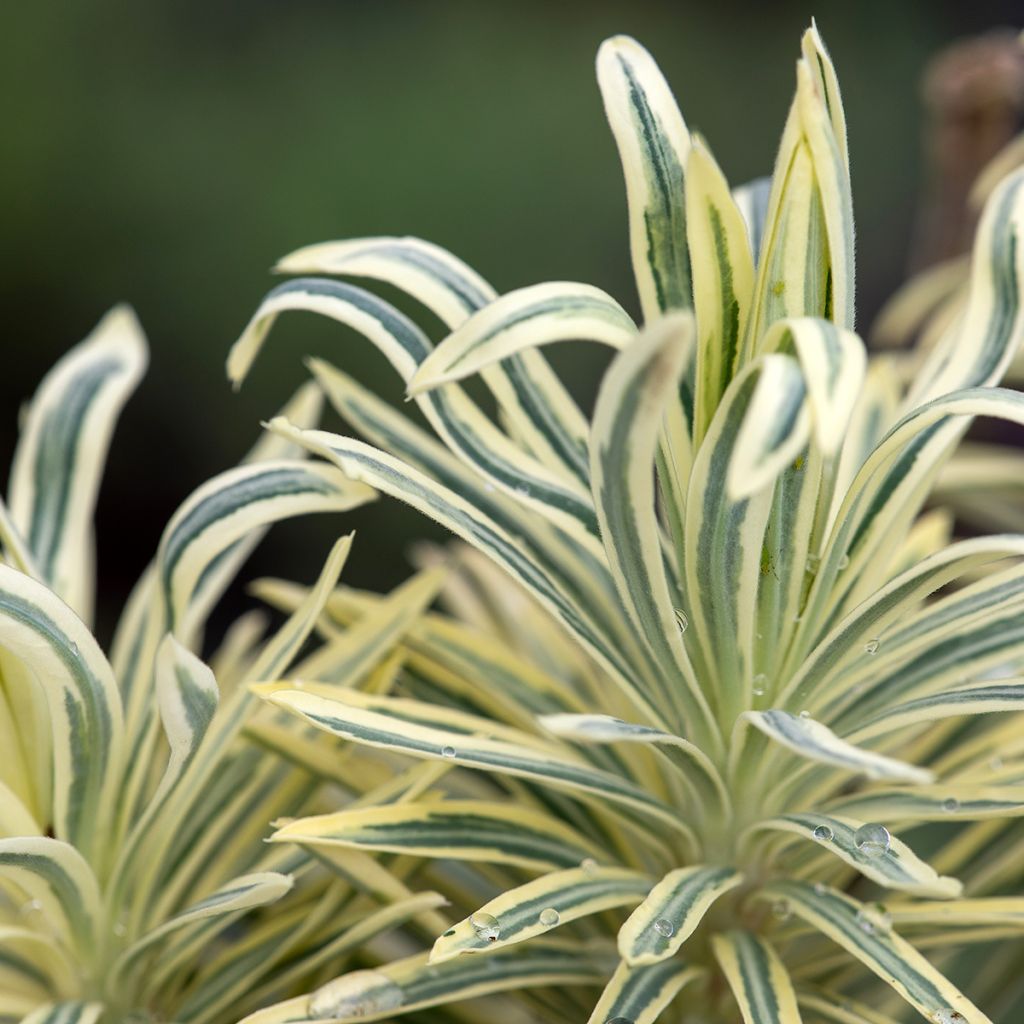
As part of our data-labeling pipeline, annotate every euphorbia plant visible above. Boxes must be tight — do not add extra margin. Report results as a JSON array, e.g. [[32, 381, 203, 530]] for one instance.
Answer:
[[230, 23, 1024, 1024], [0, 309, 457, 1024]]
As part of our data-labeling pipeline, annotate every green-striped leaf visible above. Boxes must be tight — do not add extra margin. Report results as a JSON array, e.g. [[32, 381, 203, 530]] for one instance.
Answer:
[[407, 281, 636, 394], [852, 679, 1024, 741], [270, 800, 601, 871], [153, 634, 219, 802], [430, 865, 650, 961], [687, 137, 755, 436], [829, 786, 1024, 822], [257, 686, 687, 836], [618, 865, 743, 965], [597, 34, 692, 319], [712, 930, 802, 1024], [743, 710, 933, 783], [754, 814, 961, 898], [274, 235, 591, 487], [0, 838, 101, 949], [589, 313, 713, 732], [726, 356, 811, 500], [760, 881, 990, 1023], [239, 940, 617, 1024], [19, 1003, 104, 1024], [586, 958, 701, 1024], [8, 305, 147, 624], [113, 871, 293, 977], [0, 566, 123, 859]]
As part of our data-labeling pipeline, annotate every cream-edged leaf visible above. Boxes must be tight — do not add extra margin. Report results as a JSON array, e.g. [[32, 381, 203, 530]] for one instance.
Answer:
[[0, 566, 123, 859], [8, 305, 147, 624], [618, 866, 743, 965], [429, 865, 650, 962], [712, 930, 803, 1024], [760, 881, 990, 1024], [589, 313, 714, 733], [586, 958, 701, 1024], [743, 710, 933, 783], [270, 800, 600, 871], [258, 685, 688, 835], [597, 35, 692, 319], [407, 281, 636, 394], [241, 941, 616, 1024], [753, 814, 961, 898], [726, 355, 811, 500], [0, 837, 102, 949], [687, 137, 756, 434]]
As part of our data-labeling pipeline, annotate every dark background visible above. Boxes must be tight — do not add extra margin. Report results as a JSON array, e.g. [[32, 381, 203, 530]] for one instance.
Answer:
[[2, 0, 1021, 646]]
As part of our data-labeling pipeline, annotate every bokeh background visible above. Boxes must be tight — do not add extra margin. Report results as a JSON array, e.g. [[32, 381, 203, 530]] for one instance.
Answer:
[[2, 0, 1021, 646]]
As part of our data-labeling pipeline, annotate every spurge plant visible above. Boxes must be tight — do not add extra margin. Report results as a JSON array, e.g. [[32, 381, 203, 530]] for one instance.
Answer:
[[228, 23, 1024, 1024]]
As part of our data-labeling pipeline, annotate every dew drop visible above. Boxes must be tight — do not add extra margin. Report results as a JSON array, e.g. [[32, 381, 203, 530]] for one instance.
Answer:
[[606, 1018, 633, 1024], [440, 745, 457, 759], [838, 554, 850, 570], [653, 918, 674, 938], [812, 824, 834, 842], [539, 907, 560, 927], [752, 674, 767, 698], [931, 1011, 967, 1024], [771, 899, 791, 921], [469, 912, 500, 942], [942, 797, 960, 814], [805, 554, 820, 575], [674, 609, 688, 634], [855, 908, 876, 935], [799, 709, 811, 720], [69, 642, 80, 658], [514, 484, 531, 499], [864, 637, 880, 655], [853, 823, 891, 858], [813, 882, 827, 896], [309, 970, 403, 1019], [580, 857, 599, 876], [19, 898, 43, 920]]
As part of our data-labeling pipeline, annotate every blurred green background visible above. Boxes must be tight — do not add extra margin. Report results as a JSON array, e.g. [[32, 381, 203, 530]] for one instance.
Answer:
[[1, 0, 1019, 644]]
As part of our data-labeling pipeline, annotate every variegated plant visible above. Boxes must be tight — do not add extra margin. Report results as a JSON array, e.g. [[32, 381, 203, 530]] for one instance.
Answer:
[[229, 24, 1024, 1024], [0, 310, 458, 1023]]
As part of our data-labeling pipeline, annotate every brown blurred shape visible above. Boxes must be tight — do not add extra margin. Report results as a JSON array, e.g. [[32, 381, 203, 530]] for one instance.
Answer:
[[910, 28, 1024, 272]]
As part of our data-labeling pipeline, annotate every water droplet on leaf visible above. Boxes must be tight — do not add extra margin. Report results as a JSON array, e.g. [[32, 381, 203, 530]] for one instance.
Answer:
[[853, 823, 891, 858], [580, 857, 598, 875], [838, 554, 850, 570], [752, 674, 766, 697], [931, 1011, 966, 1024], [539, 907, 560, 927], [805, 554, 820, 575], [653, 918, 674, 937], [674, 609, 688, 634], [799, 710, 811, 720], [813, 824, 834, 842], [942, 797, 959, 813], [440, 745, 457, 759], [864, 638, 880, 655], [469, 912, 500, 942], [771, 899, 791, 921]]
